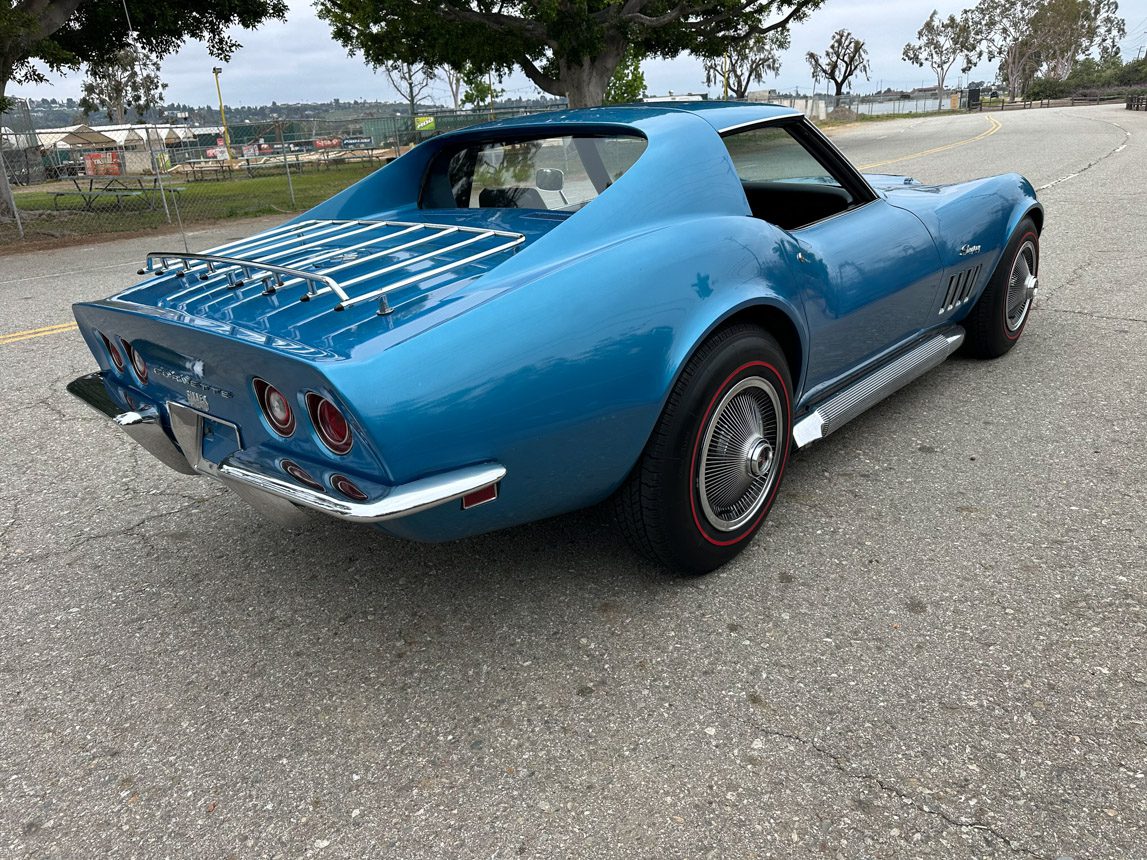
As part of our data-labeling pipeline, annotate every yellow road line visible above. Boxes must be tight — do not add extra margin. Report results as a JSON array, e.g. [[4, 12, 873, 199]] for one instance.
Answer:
[[0, 322, 79, 345], [858, 115, 1002, 171]]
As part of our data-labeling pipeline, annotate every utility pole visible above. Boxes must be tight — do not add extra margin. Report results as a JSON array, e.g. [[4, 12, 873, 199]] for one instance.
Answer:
[[212, 66, 235, 164]]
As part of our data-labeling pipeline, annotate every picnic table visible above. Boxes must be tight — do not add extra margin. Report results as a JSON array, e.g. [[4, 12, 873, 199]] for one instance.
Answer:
[[52, 175, 185, 211], [182, 159, 238, 182], [181, 156, 301, 180]]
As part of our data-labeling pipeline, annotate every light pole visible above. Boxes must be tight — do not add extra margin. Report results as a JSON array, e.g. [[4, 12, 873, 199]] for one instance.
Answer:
[[212, 66, 235, 164]]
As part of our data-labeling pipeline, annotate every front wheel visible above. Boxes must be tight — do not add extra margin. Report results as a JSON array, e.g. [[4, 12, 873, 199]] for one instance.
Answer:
[[613, 324, 792, 574], [962, 217, 1040, 358]]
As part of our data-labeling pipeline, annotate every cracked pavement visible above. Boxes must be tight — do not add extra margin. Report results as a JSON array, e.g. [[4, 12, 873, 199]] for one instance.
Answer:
[[1, 106, 1145, 858]]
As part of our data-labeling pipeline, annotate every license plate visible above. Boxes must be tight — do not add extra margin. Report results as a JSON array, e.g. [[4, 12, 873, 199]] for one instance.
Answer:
[[167, 402, 241, 471]]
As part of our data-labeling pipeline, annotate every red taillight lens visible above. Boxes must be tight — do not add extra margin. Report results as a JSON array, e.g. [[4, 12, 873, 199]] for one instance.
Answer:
[[99, 332, 124, 371], [307, 393, 352, 455], [281, 459, 322, 490], [331, 474, 368, 501], [120, 339, 148, 384], [254, 378, 295, 436]]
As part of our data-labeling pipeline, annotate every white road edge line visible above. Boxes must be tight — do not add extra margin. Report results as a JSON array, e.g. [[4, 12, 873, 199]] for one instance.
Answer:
[[1036, 115, 1132, 192]]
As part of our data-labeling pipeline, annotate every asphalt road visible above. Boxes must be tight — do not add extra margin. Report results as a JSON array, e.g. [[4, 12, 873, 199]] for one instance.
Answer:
[[1, 105, 1145, 859]]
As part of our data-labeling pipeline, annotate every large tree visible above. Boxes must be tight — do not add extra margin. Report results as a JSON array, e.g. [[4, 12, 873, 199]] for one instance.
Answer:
[[701, 31, 787, 99], [0, 0, 286, 223], [1030, 0, 1124, 80], [975, 0, 1042, 100], [79, 46, 165, 123], [975, 0, 1124, 99], [316, 0, 825, 109], [902, 10, 980, 108], [604, 46, 647, 104], [806, 28, 869, 107]]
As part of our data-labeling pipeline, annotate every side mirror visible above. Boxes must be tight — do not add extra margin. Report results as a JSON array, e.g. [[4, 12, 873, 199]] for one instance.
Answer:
[[535, 167, 564, 192]]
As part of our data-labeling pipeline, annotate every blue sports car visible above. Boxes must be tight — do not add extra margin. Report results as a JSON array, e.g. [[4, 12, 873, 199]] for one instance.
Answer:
[[68, 103, 1042, 573]]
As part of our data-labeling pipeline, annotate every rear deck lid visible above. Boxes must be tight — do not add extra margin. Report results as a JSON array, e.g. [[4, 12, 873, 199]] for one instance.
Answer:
[[116, 211, 565, 356]]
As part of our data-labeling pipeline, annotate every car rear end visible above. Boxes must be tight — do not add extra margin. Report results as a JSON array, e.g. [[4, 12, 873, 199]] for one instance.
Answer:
[[67, 217, 523, 529]]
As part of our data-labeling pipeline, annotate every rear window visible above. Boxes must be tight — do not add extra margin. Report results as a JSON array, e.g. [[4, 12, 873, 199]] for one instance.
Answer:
[[420, 134, 646, 212]]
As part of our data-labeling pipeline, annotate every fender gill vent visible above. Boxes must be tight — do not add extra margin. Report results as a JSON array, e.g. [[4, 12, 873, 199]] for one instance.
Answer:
[[939, 263, 983, 314]]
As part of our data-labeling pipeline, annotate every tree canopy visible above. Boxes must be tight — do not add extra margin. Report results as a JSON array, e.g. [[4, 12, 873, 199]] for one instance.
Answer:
[[316, 0, 826, 108], [0, 0, 286, 221], [1, 0, 287, 110], [974, 0, 1126, 98]]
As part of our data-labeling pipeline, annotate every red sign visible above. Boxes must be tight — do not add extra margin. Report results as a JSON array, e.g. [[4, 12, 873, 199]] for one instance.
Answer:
[[84, 151, 122, 176]]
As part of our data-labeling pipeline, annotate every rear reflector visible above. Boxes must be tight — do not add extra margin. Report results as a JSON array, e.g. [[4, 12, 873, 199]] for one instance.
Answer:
[[462, 483, 498, 510], [281, 459, 322, 490]]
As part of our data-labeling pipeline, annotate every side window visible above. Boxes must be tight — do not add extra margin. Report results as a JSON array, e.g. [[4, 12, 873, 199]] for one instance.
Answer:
[[724, 127, 844, 188], [723, 125, 858, 230]]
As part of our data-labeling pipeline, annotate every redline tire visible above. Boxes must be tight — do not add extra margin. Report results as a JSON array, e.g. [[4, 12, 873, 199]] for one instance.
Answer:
[[962, 217, 1039, 359], [613, 324, 792, 574]]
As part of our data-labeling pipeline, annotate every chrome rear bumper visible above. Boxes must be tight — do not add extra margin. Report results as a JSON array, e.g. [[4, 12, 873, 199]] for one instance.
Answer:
[[67, 372, 505, 525]]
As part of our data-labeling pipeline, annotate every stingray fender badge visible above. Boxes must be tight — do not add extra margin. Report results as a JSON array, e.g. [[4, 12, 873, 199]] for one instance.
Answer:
[[959, 243, 982, 256]]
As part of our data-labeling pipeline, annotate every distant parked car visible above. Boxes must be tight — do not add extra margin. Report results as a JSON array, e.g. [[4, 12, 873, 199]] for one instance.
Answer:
[[68, 103, 1042, 573]]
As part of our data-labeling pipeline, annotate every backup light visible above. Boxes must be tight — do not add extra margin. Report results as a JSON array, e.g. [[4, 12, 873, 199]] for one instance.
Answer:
[[121, 339, 148, 384], [254, 378, 296, 436]]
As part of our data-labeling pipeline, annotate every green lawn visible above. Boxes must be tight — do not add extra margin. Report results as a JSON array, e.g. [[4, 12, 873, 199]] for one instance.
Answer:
[[4, 163, 381, 245]]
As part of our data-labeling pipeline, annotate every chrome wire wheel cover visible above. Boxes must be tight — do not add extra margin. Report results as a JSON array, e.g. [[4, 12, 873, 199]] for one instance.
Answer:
[[1005, 239, 1038, 333], [697, 376, 783, 532]]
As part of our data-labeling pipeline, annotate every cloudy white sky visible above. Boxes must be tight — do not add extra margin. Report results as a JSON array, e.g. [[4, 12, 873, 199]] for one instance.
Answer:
[[12, 0, 1147, 107]]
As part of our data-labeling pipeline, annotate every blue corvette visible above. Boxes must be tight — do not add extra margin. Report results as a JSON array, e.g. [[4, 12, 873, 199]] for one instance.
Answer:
[[68, 103, 1042, 573]]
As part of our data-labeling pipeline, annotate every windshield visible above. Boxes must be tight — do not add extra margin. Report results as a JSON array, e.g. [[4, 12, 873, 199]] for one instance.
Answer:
[[421, 134, 646, 212]]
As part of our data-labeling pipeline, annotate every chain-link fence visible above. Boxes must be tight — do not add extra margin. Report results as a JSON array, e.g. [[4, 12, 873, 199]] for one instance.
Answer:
[[0, 105, 552, 247], [1, 92, 1093, 247]]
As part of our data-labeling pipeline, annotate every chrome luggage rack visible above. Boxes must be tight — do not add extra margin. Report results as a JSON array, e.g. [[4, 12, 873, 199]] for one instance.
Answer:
[[141, 219, 525, 314]]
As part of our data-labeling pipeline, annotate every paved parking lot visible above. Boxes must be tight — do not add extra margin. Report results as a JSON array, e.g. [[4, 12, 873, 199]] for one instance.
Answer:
[[1, 105, 1145, 858]]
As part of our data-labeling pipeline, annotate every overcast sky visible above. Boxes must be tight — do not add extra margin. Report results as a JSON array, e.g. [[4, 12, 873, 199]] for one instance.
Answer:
[[12, 0, 1147, 107]]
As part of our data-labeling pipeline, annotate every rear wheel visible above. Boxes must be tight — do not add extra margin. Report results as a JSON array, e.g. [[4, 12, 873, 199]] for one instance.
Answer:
[[614, 324, 792, 574], [963, 217, 1039, 358]]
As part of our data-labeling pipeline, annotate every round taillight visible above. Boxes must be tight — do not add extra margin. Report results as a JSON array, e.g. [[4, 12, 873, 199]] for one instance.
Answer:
[[331, 474, 368, 501], [99, 332, 124, 372], [307, 393, 352, 455], [121, 339, 148, 384], [281, 459, 322, 490], [254, 378, 295, 436]]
